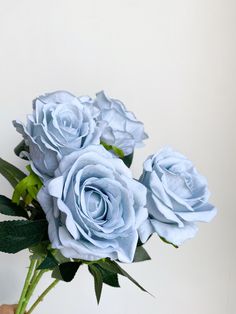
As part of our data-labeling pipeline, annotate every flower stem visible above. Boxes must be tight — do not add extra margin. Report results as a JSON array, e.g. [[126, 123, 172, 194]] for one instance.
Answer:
[[27, 279, 59, 314], [15, 259, 37, 314], [20, 267, 46, 314]]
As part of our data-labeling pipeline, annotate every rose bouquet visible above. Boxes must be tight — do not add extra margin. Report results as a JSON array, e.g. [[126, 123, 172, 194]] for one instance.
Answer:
[[0, 91, 217, 313]]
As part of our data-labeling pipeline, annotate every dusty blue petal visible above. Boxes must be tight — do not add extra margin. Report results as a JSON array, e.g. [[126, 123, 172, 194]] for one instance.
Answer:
[[177, 203, 217, 222], [139, 219, 154, 243], [116, 231, 139, 263], [151, 219, 199, 246], [37, 187, 61, 248], [147, 193, 184, 227]]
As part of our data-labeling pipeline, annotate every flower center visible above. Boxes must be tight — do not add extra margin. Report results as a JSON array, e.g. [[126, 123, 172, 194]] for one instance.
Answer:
[[85, 188, 107, 221], [164, 171, 193, 199]]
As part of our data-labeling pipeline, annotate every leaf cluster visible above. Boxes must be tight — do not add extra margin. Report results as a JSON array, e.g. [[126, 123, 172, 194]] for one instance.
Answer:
[[0, 157, 48, 254]]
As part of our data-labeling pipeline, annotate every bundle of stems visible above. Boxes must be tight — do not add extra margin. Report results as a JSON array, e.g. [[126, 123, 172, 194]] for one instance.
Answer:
[[16, 259, 59, 314]]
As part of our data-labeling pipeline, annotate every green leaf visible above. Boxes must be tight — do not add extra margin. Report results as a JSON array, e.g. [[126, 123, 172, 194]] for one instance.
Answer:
[[89, 265, 103, 304], [30, 242, 50, 260], [37, 251, 59, 270], [0, 219, 48, 253], [52, 266, 64, 281], [98, 260, 151, 295], [122, 153, 134, 168], [94, 264, 120, 288], [94, 260, 118, 274], [12, 165, 43, 205], [159, 236, 179, 249], [52, 262, 82, 282], [112, 261, 151, 295], [112, 146, 124, 159], [14, 140, 29, 160], [51, 266, 63, 281], [28, 202, 46, 220], [51, 249, 71, 264], [100, 141, 124, 158], [133, 246, 151, 262], [0, 195, 28, 218], [0, 158, 26, 188]]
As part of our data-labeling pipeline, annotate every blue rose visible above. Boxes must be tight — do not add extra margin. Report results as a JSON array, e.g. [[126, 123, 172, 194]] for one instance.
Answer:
[[139, 147, 217, 246], [13, 91, 102, 178], [92, 91, 148, 156], [38, 145, 148, 263]]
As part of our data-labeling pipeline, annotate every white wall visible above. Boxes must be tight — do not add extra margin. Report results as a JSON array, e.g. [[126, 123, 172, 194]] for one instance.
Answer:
[[0, 1, 235, 313]]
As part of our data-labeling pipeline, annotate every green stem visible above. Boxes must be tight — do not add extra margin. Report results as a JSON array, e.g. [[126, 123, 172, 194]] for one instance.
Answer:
[[27, 279, 59, 314], [27, 259, 41, 288], [20, 268, 46, 314], [15, 259, 37, 314]]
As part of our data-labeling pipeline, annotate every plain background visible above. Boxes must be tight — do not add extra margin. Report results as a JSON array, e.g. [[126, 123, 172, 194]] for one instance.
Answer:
[[0, 1, 235, 313]]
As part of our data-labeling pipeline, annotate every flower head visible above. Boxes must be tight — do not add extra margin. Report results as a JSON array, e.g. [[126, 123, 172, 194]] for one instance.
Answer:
[[38, 145, 148, 263], [13, 91, 102, 178], [91, 91, 148, 156], [139, 147, 217, 246]]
